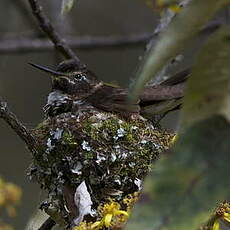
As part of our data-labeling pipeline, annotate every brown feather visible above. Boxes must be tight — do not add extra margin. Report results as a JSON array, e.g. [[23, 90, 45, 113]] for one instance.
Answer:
[[86, 84, 140, 115]]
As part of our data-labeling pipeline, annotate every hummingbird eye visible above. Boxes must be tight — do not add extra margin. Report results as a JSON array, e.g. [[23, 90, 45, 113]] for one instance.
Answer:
[[74, 73, 88, 82]]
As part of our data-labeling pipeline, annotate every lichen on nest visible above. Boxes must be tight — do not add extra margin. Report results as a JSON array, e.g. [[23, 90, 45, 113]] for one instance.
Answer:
[[29, 111, 173, 227]]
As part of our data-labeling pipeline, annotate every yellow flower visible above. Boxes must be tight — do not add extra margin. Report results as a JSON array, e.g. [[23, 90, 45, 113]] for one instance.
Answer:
[[213, 202, 230, 230], [0, 180, 21, 207], [0, 177, 22, 230], [223, 212, 230, 222], [212, 220, 220, 230], [73, 193, 139, 230], [91, 201, 129, 229], [212, 211, 230, 230], [4, 183, 22, 204]]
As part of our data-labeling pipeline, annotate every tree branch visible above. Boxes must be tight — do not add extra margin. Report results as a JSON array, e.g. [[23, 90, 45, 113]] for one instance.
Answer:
[[27, 0, 83, 68], [0, 33, 153, 54], [38, 217, 56, 230], [0, 100, 38, 155]]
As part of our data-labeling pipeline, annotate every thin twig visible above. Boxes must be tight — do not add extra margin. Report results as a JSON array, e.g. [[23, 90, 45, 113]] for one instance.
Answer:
[[0, 33, 153, 54], [28, 0, 83, 68], [0, 100, 38, 155], [38, 217, 56, 230]]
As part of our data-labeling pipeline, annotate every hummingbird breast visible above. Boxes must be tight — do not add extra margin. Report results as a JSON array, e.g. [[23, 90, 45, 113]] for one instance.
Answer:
[[44, 90, 100, 118], [44, 91, 73, 117]]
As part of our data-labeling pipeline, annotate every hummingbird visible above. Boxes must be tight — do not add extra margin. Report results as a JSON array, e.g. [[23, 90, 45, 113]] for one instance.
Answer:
[[29, 59, 188, 227], [29, 59, 188, 120], [29, 60, 141, 119]]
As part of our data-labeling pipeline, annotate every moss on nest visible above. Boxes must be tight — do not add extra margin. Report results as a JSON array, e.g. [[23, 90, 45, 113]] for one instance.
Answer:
[[30, 111, 173, 227]]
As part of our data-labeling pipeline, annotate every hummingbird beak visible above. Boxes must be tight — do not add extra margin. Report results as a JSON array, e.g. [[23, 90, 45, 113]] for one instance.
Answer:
[[29, 63, 70, 77]]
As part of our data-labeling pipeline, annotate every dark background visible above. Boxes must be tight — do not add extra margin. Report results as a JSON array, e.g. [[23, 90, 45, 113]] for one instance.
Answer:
[[0, 0, 162, 228]]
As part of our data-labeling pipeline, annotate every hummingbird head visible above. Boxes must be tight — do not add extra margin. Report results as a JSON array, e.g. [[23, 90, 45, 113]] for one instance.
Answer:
[[30, 60, 101, 117], [29, 60, 99, 98]]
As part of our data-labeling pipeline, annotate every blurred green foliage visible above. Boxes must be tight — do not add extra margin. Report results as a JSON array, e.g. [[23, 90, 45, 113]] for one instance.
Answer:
[[126, 26, 230, 230]]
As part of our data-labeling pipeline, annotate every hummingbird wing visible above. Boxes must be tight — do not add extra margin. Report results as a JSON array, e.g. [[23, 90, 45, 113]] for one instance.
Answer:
[[86, 84, 140, 115], [139, 69, 190, 118], [160, 68, 190, 86], [87, 69, 189, 117]]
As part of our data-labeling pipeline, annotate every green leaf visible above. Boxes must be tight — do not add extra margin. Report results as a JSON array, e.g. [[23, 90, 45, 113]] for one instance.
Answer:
[[180, 26, 230, 130], [126, 26, 230, 230], [129, 0, 228, 101], [126, 115, 230, 230], [61, 0, 75, 14]]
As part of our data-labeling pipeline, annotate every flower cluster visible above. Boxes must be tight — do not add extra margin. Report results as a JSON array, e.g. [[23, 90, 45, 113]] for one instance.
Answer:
[[213, 202, 230, 230], [0, 177, 22, 230], [0, 177, 22, 217], [73, 192, 139, 230], [91, 200, 129, 229]]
